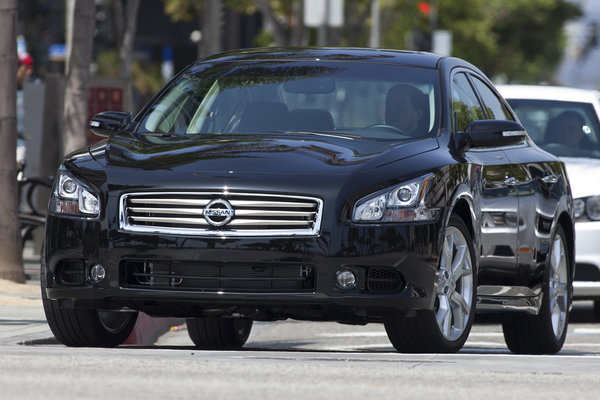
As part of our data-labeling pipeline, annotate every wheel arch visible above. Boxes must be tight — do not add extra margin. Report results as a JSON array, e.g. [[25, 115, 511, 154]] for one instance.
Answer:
[[557, 211, 576, 282], [451, 198, 475, 243]]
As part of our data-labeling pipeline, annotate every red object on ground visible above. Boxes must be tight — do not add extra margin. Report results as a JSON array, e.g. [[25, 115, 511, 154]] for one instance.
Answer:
[[124, 313, 185, 345]]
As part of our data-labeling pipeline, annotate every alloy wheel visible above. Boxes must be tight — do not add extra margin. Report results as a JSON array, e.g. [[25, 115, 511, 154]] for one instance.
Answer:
[[549, 234, 569, 339], [436, 226, 474, 341]]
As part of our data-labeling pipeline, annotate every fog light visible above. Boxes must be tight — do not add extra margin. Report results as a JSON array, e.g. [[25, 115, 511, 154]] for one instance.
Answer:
[[336, 270, 357, 290], [89, 264, 106, 283]]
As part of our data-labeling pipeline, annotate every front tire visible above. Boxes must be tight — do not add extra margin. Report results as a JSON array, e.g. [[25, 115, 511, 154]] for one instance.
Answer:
[[41, 261, 138, 347], [502, 225, 571, 354], [186, 317, 253, 349], [384, 214, 476, 353]]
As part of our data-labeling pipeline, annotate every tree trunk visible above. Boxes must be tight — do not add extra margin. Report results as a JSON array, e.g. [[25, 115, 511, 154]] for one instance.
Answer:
[[116, 0, 140, 112], [117, 0, 140, 80], [256, 0, 287, 46], [290, 0, 306, 46], [0, 0, 25, 283], [200, 0, 224, 57], [62, 0, 95, 156]]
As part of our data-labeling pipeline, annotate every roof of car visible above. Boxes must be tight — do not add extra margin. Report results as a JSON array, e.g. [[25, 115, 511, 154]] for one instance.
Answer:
[[497, 84, 600, 103], [200, 47, 445, 69]]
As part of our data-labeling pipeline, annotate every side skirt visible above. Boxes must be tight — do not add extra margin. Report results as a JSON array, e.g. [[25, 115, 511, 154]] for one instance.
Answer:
[[476, 285, 542, 315]]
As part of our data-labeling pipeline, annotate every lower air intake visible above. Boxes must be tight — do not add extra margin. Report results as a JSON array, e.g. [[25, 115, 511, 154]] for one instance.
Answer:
[[121, 260, 316, 293], [56, 260, 86, 286], [367, 267, 405, 294]]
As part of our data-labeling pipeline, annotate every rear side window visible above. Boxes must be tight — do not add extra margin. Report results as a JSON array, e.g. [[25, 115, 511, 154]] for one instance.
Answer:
[[470, 77, 514, 121]]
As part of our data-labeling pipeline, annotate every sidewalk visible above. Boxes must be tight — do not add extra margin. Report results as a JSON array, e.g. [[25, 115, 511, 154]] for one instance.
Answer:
[[0, 247, 52, 345], [0, 246, 182, 346]]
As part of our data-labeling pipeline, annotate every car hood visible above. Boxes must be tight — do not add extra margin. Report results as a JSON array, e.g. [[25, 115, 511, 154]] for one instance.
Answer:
[[90, 132, 438, 183], [561, 157, 600, 198], [84, 133, 440, 197]]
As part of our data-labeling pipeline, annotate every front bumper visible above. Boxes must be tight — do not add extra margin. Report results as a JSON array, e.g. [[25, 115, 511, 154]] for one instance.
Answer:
[[573, 221, 600, 298], [44, 214, 442, 321]]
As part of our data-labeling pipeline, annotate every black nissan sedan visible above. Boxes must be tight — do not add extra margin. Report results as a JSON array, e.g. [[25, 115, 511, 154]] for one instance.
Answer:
[[42, 48, 574, 354]]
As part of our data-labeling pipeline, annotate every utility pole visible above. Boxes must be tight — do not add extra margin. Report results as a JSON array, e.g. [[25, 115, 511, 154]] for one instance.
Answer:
[[201, 0, 224, 57], [369, 0, 380, 48]]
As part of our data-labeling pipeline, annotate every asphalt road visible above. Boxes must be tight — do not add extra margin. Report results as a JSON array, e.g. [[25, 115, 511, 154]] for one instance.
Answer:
[[2, 303, 600, 400]]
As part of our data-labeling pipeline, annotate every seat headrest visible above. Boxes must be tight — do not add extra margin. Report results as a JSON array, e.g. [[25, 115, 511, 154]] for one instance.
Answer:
[[237, 101, 289, 132], [289, 108, 334, 132]]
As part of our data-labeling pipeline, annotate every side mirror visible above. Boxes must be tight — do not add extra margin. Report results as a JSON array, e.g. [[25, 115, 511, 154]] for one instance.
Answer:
[[89, 111, 132, 137], [457, 120, 526, 148]]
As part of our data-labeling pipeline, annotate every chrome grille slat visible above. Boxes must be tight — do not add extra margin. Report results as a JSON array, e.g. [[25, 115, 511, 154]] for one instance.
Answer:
[[229, 200, 315, 208], [129, 207, 206, 215], [120, 191, 323, 237], [129, 207, 315, 218], [235, 210, 316, 217], [228, 219, 312, 226], [131, 216, 209, 225], [130, 216, 312, 226], [129, 198, 210, 206]]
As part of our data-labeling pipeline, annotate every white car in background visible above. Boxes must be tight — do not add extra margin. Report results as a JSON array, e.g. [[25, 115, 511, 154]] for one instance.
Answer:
[[498, 85, 600, 319]]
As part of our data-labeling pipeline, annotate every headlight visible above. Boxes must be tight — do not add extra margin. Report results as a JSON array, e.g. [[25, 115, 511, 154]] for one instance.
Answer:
[[352, 174, 440, 222], [49, 168, 100, 217], [573, 196, 600, 221], [586, 196, 600, 221]]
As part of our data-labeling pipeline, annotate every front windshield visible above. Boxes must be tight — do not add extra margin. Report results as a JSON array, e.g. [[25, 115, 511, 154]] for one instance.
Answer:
[[507, 99, 600, 158], [137, 60, 440, 140]]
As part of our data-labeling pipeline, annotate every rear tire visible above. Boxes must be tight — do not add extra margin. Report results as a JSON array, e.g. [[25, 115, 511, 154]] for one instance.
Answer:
[[384, 214, 476, 353], [186, 317, 253, 349], [41, 258, 138, 347], [502, 225, 571, 354]]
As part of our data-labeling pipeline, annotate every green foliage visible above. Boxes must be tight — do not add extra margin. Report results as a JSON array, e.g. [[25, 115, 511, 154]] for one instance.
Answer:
[[131, 61, 163, 100], [97, 48, 162, 106], [377, 0, 581, 83], [437, 0, 497, 66], [161, 0, 581, 84], [486, 0, 582, 83], [380, 0, 426, 49], [161, 0, 202, 22], [253, 30, 275, 47], [96, 48, 120, 77]]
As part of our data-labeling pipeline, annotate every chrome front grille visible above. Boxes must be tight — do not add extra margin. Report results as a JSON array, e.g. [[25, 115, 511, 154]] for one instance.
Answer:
[[119, 192, 323, 236]]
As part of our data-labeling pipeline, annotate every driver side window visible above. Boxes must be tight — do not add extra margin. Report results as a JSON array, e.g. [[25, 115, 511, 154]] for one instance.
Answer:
[[451, 73, 485, 132]]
